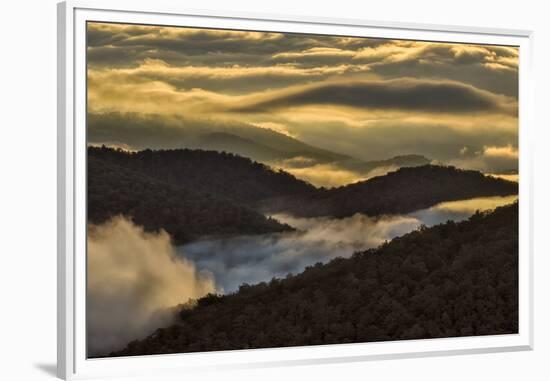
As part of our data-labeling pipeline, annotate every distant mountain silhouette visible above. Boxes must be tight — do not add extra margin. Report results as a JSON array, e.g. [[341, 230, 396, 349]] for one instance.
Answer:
[[260, 165, 518, 217], [192, 130, 431, 175], [191, 130, 349, 164], [109, 203, 518, 357], [88, 111, 431, 176], [87, 112, 348, 163], [192, 132, 291, 162], [88, 155, 293, 244], [340, 154, 431, 174]]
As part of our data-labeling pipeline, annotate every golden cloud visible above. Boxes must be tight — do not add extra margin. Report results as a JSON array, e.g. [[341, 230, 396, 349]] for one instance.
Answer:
[[86, 21, 519, 175]]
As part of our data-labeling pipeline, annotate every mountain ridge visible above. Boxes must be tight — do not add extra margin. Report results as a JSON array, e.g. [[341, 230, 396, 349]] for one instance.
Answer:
[[88, 145, 316, 205], [88, 112, 431, 178], [193, 130, 432, 176], [259, 164, 518, 217], [88, 155, 293, 244], [89, 147, 518, 220]]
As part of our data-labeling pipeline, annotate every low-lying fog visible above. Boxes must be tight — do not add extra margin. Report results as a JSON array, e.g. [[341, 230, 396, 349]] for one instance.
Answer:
[[178, 195, 518, 293], [88, 194, 516, 355]]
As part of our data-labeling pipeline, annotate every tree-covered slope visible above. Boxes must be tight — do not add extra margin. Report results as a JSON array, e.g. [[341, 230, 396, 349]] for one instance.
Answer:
[[88, 146, 316, 206], [90, 147, 517, 220], [111, 203, 518, 357], [88, 156, 292, 244], [261, 165, 518, 217]]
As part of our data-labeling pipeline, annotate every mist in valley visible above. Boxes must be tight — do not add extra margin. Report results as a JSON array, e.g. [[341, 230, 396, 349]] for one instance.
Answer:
[[86, 192, 517, 355], [178, 195, 517, 293], [87, 216, 217, 356]]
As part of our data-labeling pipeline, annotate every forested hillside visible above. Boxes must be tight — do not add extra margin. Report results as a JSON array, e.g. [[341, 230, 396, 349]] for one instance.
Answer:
[[90, 147, 517, 220], [261, 165, 518, 217], [88, 146, 316, 205], [111, 203, 518, 357], [88, 156, 292, 244]]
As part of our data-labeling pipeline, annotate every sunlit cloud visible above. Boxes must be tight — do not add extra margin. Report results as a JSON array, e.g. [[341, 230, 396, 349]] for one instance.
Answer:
[[449, 144, 519, 174], [409, 195, 518, 226], [487, 173, 519, 182], [483, 144, 519, 159], [270, 160, 403, 188], [232, 78, 517, 115], [88, 58, 360, 94], [250, 121, 296, 138], [87, 216, 216, 355], [87, 21, 518, 176], [277, 162, 366, 188]]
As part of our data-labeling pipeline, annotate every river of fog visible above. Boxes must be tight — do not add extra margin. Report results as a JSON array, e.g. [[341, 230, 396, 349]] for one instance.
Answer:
[[88, 195, 517, 355], [177, 195, 517, 293]]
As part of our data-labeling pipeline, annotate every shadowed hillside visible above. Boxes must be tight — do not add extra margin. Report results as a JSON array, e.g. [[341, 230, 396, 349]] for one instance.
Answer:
[[88, 156, 292, 244], [89, 147, 517, 220], [110, 203, 518, 357], [88, 146, 316, 205], [261, 165, 518, 217]]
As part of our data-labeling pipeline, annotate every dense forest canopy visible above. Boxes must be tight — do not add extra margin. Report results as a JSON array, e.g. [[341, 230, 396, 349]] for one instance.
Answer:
[[110, 203, 518, 357], [88, 155, 292, 244], [88, 145, 518, 246], [261, 165, 518, 217], [90, 146, 517, 220], [88, 146, 315, 206]]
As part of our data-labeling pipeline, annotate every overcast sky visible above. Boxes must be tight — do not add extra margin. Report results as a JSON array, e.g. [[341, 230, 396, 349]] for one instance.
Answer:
[[87, 22, 519, 175]]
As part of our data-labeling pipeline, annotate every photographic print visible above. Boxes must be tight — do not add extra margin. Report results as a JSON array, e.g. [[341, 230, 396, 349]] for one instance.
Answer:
[[85, 21, 519, 358]]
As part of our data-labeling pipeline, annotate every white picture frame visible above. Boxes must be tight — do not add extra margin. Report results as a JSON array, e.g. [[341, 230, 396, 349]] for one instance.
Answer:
[[57, 1, 534, 379]]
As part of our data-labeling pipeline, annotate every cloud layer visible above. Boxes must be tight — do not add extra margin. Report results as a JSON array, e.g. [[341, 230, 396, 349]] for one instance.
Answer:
[[87, 22, 519, 179], [87, 216, 216, 356], [233, 79, 516, 115]]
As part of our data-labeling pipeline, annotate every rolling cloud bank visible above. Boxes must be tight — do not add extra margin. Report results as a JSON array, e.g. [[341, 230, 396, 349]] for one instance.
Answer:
[[87, 22, 519, 181], [87, 217, 216, 356]]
